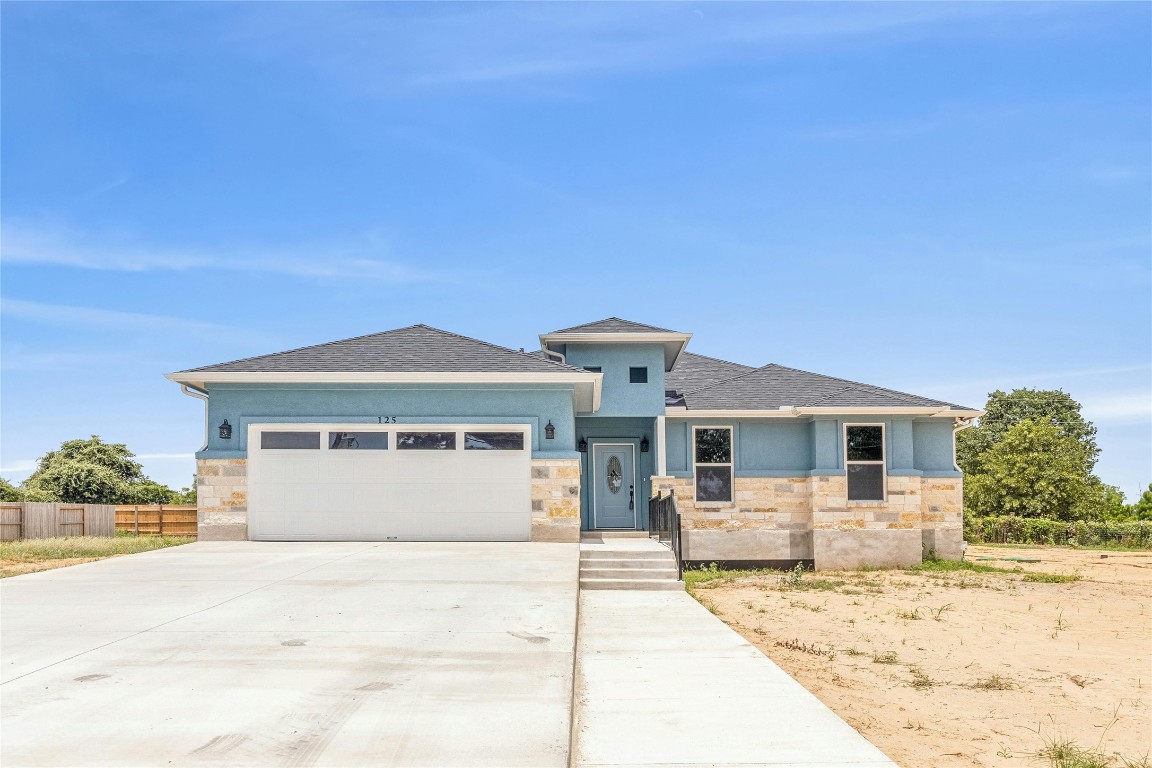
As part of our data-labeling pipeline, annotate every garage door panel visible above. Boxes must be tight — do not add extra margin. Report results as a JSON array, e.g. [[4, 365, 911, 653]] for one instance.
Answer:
[[249, 425, 532, 542]]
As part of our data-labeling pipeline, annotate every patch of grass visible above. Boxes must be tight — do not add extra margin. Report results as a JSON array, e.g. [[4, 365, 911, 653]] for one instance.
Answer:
[[872, 651, 900, 664], [1023, 572, 1082, 583], [895, 608, 923, 620], [970, 674, 1016, 691], [907, 557, 1018, 575], [774, 638, 833, 656], [682, 563, 772, 592], [1035, 738, 1113, 768], [908, 666, 939, 690], [0, 535, 194, 577], [842, 647, 866, 657]]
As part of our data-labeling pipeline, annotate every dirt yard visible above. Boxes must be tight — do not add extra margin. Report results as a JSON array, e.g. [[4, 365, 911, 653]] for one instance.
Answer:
[[691, 546, 1152, 767]]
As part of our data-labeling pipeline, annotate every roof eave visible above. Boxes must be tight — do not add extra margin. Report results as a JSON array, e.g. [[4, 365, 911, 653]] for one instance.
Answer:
[[165, 370, 603, 412], [665, 406, 983, 418], [539, 332, 692, 371]]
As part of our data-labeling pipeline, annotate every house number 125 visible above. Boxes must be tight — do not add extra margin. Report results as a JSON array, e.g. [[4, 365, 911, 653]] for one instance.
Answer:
[[377, 416, 398, 423]]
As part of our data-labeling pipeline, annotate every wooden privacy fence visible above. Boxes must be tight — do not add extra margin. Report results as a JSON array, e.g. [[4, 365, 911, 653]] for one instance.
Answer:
[[0, 503, 116, 541], [115, 505, 198, 537]]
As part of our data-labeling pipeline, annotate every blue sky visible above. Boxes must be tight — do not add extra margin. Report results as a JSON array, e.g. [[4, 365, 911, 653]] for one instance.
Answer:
[[2, 2, 1149, 498]]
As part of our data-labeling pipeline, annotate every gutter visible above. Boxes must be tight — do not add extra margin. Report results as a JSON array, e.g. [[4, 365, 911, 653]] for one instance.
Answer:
[[179, 384, 210, 452], [951, 415, 976, 473]]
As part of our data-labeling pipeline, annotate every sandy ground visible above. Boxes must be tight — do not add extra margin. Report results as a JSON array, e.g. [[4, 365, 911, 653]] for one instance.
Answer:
[[694, 546, 1152, 767], [0, 557, 104, 578]]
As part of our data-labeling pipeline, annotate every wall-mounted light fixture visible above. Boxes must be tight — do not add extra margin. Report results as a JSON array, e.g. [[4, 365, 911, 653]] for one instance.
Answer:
[[640, 435, 650, 453], [218, 420, 233, 440], [544, 420, 555, 440], [578, 437, 587, 453]]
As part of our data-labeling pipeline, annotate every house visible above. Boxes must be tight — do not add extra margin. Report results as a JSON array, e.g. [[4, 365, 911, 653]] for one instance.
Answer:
[[167, 318, 979, 569]]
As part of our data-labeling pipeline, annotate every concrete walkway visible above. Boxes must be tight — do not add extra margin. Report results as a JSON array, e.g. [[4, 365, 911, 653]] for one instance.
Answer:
[[573, 590, 897, 768]]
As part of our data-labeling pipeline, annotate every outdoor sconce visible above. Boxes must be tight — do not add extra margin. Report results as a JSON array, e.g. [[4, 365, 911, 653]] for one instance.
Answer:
[[544, 420, 556, 440], [578, 437, 587, 453], [640, 435, 650, 453], [218, 420, 233, 440]]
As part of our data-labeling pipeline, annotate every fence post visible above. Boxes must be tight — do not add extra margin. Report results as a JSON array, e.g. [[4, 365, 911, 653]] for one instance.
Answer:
[[134, 505, 139, 536], [158, 505, 164, 536]]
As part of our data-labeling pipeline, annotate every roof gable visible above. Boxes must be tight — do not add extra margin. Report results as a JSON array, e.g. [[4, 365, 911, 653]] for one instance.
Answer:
[[549, 317, 680, 334], [178, 324, 586, 375], [679, 363, 973, 411]]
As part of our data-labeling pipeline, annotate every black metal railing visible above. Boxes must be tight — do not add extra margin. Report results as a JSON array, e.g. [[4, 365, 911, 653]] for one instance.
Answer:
[[649, 491, 683, 580]]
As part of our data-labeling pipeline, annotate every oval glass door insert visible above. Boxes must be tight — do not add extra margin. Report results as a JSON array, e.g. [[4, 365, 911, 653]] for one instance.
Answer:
[[606, 455, 623, 494]]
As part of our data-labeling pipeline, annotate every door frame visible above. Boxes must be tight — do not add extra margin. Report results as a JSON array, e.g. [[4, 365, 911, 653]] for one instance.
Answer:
[[590, 441, 638, 530]]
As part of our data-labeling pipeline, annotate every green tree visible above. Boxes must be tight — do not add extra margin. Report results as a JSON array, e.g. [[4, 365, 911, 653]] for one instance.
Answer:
[[22, 461, 128, 504], [964, 419, 1096, 520], [0, 476, 23, 501], [20, 435, 179, 504], [1127, 484, 1152, 521], [957, 389, 1099, 476]]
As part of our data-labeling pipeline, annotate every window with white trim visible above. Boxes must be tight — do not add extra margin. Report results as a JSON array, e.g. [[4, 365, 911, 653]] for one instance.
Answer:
[[694, 427, 733, 502], [845, 425, 885, 501]]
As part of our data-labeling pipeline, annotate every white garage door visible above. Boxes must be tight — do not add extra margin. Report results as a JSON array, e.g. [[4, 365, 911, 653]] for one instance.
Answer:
[[247, 424, 532, 541]]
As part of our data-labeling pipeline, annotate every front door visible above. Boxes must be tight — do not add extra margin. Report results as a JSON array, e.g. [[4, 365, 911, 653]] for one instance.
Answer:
[[592, 443, 636, 529]]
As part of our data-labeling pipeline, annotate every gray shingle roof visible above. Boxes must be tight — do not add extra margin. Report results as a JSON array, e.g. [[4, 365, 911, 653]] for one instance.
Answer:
[[178, 324, 587, 374], [549, 317, 681, 334], [666, 352, 755, 397], [679, 363, 974, 411]]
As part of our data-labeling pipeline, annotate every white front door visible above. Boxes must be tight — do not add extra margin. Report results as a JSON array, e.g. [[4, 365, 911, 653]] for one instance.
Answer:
[[247, 424, 531, 541]]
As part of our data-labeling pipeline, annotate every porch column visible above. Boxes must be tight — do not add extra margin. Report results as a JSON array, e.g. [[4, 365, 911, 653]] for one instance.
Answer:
[[655, 415, 667, 477]]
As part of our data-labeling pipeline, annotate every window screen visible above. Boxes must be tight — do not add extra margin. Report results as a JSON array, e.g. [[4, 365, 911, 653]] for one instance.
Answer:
[[694, 427, 733, 503], [846, 425, 885, 501]]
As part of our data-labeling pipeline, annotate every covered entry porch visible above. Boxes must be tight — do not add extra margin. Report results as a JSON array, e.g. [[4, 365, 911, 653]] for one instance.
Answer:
[[576, 416, 663, 532]]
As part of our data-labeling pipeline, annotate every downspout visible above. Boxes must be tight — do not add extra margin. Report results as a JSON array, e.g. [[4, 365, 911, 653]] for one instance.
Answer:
[[951, 416, 975, 473], [541, 345, 566, 365], [180, 384, 210, 452]]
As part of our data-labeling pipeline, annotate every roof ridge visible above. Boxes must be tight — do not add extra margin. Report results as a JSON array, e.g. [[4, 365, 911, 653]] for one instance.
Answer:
[[679, 362, 780, 396], [548, 317, 678, 334], [179, 324, 431, 372], [180, 323, 586, 374], [416, 325, 587, 372], [767, 364, 960, 406], [683, 361, 967, 409], [678, 351, 755, 369]]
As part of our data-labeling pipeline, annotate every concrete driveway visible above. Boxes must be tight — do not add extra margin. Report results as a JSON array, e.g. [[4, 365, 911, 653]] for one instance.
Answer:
[[1, 542, 579, 768]]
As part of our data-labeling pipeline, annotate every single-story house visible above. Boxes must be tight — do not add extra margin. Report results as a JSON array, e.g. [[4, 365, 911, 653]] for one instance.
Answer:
[[167, 318, 979, 569]]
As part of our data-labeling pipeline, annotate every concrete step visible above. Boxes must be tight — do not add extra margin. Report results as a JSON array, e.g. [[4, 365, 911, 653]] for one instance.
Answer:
[[579, 577, 685, 591], [580, 567, 678, 580], [581, 531, 652, 539], [578, 557, 675, 570], [580, 550, 672, 561]]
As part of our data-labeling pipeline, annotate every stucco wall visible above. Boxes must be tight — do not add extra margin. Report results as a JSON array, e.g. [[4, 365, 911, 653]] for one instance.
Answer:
[[564, 343, 666, 417], [198, 383, 579, 459], [664, 416, 962, 479]]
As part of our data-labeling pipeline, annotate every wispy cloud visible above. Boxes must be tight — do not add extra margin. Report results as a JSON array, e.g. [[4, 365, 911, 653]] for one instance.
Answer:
[[1080, 392, 1152, 422], [225, 2, 1036, 92], [1, 297, 237, 335], [0, 220, 450, 283]]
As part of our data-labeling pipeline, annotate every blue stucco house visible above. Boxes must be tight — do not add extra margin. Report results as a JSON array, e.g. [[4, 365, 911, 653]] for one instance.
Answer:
[[168, 318, 979, 569]]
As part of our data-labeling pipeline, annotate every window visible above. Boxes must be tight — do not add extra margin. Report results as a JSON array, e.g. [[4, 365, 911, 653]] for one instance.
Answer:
[[464, 432, 524, 450], [846, 425, 885, 501], [261, 431, 321, 449], [693, 427, 732, 502], [629, 366, 648, 383], [397, 432, 457, 450], [584, 366, 602, 373], [328, 432, 388, 450]]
